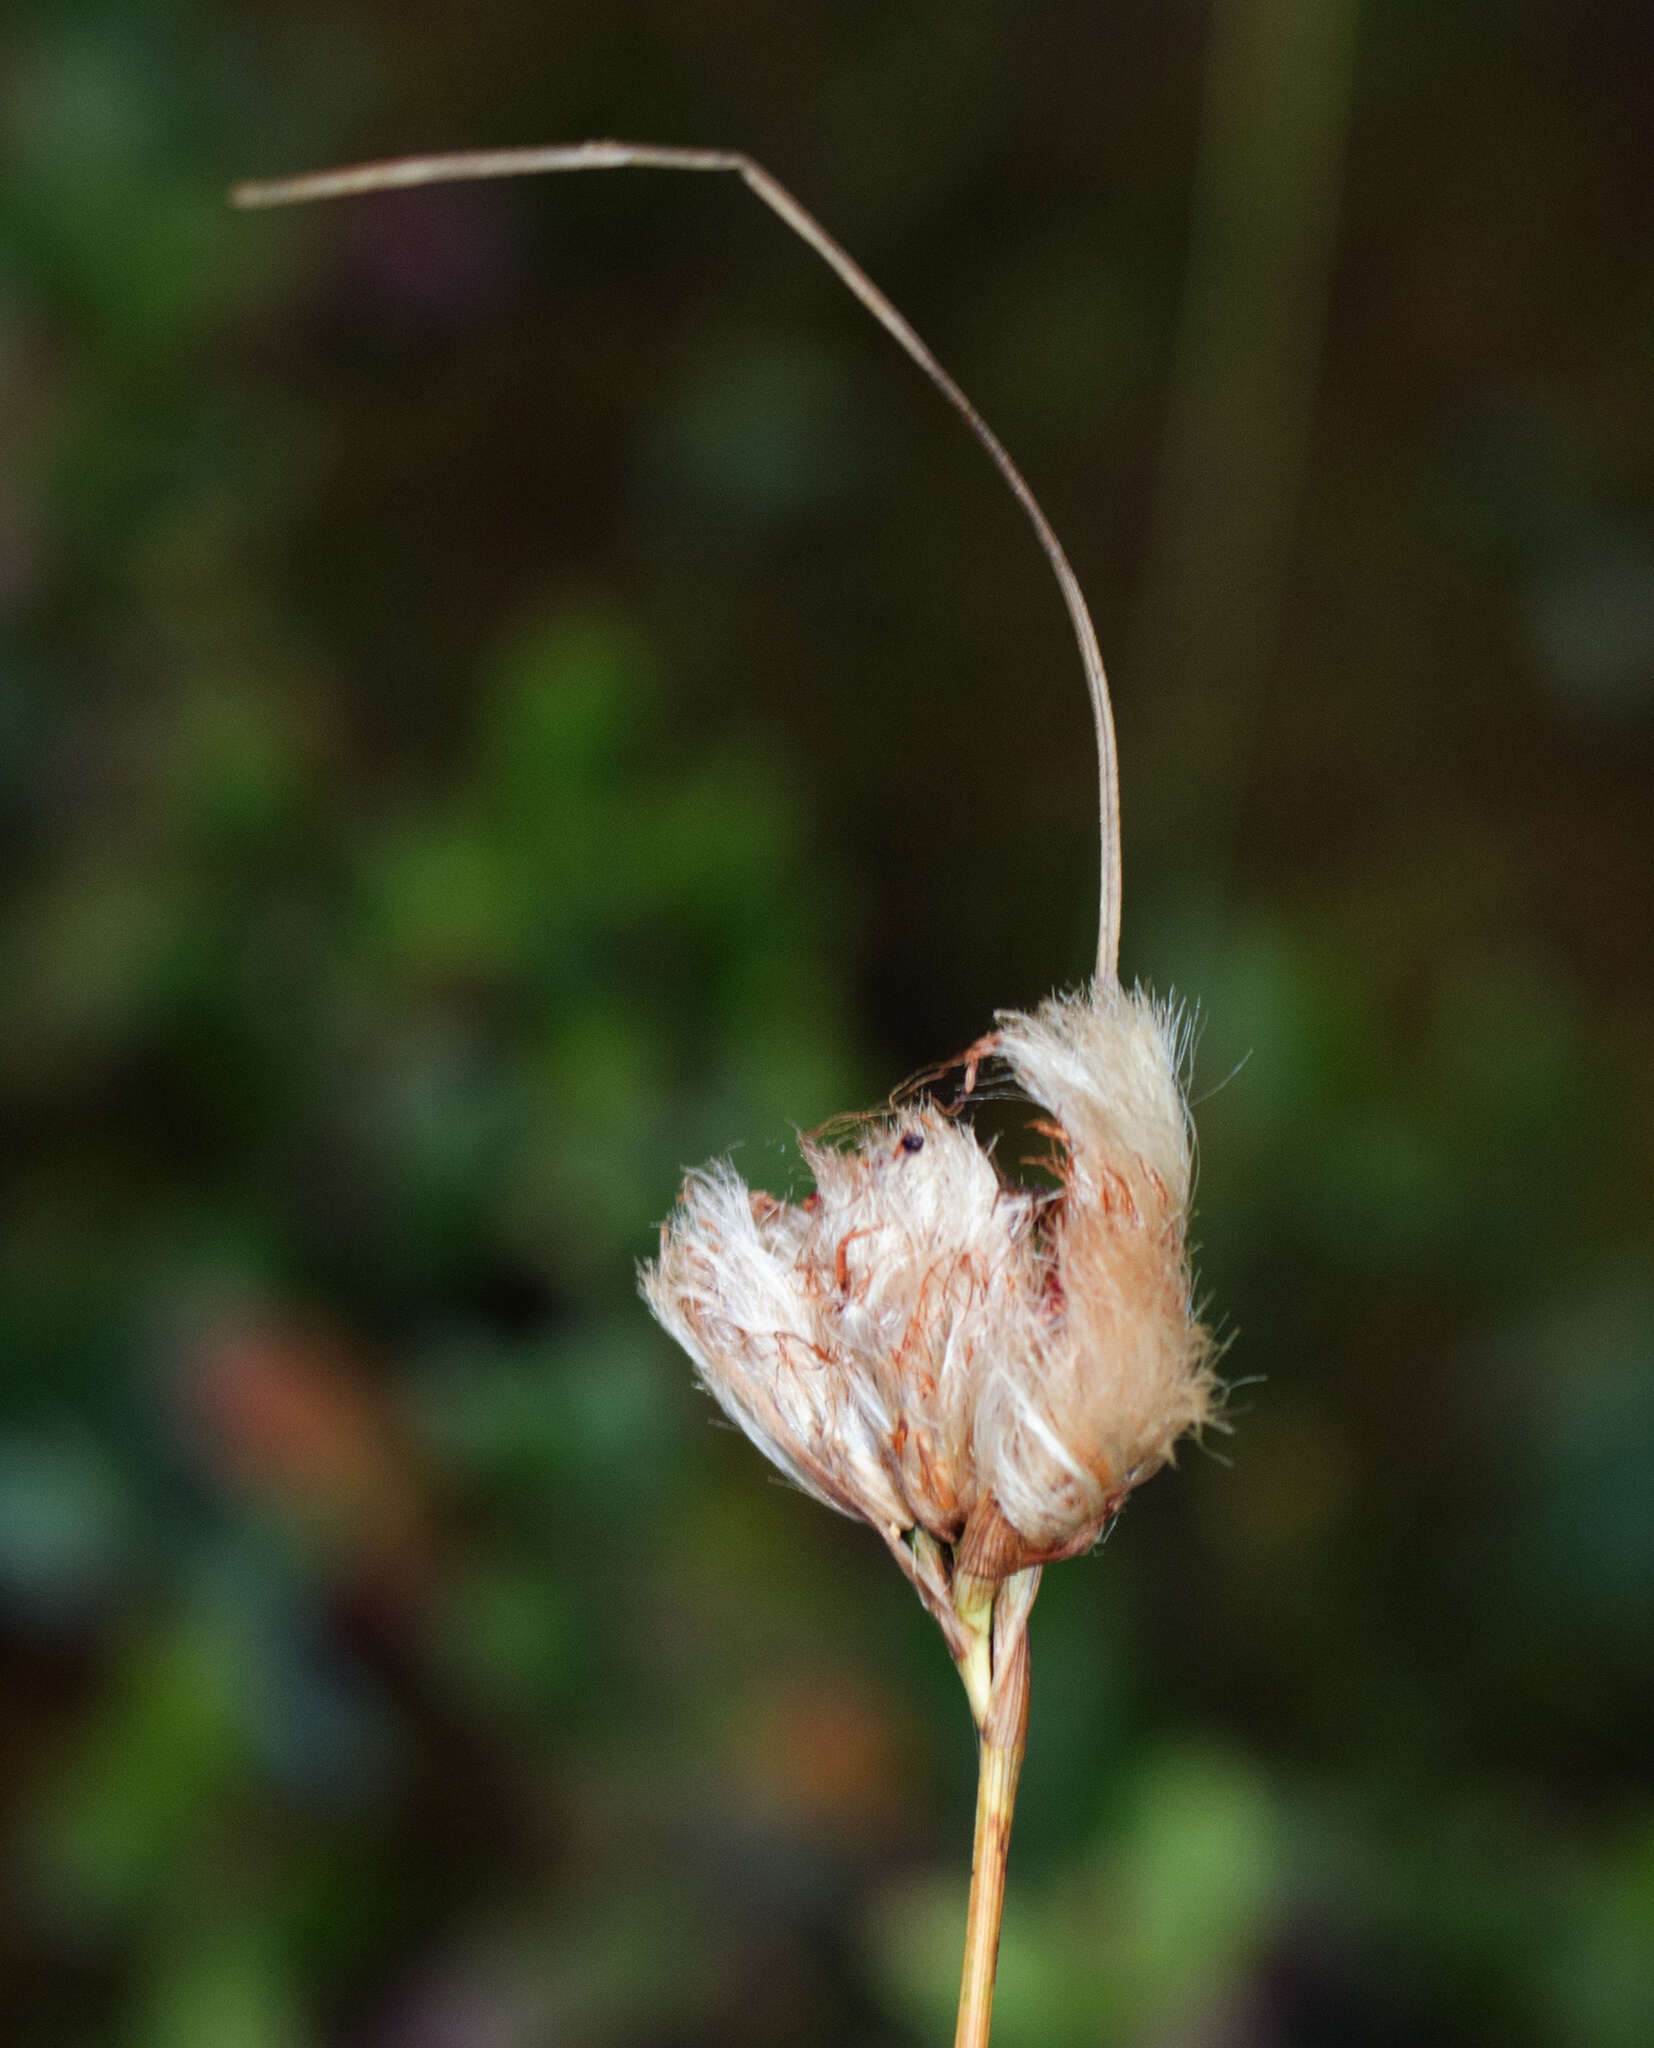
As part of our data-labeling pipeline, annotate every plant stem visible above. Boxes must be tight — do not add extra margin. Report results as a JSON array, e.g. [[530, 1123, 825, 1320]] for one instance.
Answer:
[[950, 1567, 1036, 2048], [953, 1731, 1025, 2048]]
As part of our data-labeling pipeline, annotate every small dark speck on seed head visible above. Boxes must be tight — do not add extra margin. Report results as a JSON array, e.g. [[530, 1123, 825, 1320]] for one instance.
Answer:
[[900, 1132, 925, 1154]]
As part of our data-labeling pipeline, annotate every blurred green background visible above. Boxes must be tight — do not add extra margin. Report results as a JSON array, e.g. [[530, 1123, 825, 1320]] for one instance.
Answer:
[[3, 1, 1651, 2042]]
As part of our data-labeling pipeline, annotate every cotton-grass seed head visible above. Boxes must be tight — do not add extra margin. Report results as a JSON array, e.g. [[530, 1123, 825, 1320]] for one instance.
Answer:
[[643, 981, 1214, 1614]]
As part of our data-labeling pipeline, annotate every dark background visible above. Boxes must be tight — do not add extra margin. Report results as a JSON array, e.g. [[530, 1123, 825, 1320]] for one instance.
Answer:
[[3, 2, 1652, 2042]]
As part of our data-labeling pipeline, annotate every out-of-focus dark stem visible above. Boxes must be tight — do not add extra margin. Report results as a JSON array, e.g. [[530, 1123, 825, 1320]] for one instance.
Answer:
[[1133, 0, 1360, 885]]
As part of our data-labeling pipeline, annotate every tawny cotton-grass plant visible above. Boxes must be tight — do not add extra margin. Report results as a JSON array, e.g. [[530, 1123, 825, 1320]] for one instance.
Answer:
[[235, 143, 1217, 2048]]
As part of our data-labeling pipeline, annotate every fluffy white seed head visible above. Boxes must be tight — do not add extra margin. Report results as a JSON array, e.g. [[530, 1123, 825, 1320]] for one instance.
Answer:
[[642, 982, 1214, 1580]]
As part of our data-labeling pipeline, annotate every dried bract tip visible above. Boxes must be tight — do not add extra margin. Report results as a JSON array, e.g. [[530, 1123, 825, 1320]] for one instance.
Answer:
[[642, 981, 1213, 1622]]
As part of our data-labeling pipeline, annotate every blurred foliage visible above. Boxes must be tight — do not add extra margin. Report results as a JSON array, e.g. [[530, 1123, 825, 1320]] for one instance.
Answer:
[[2, 0, 1652, 2044]]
